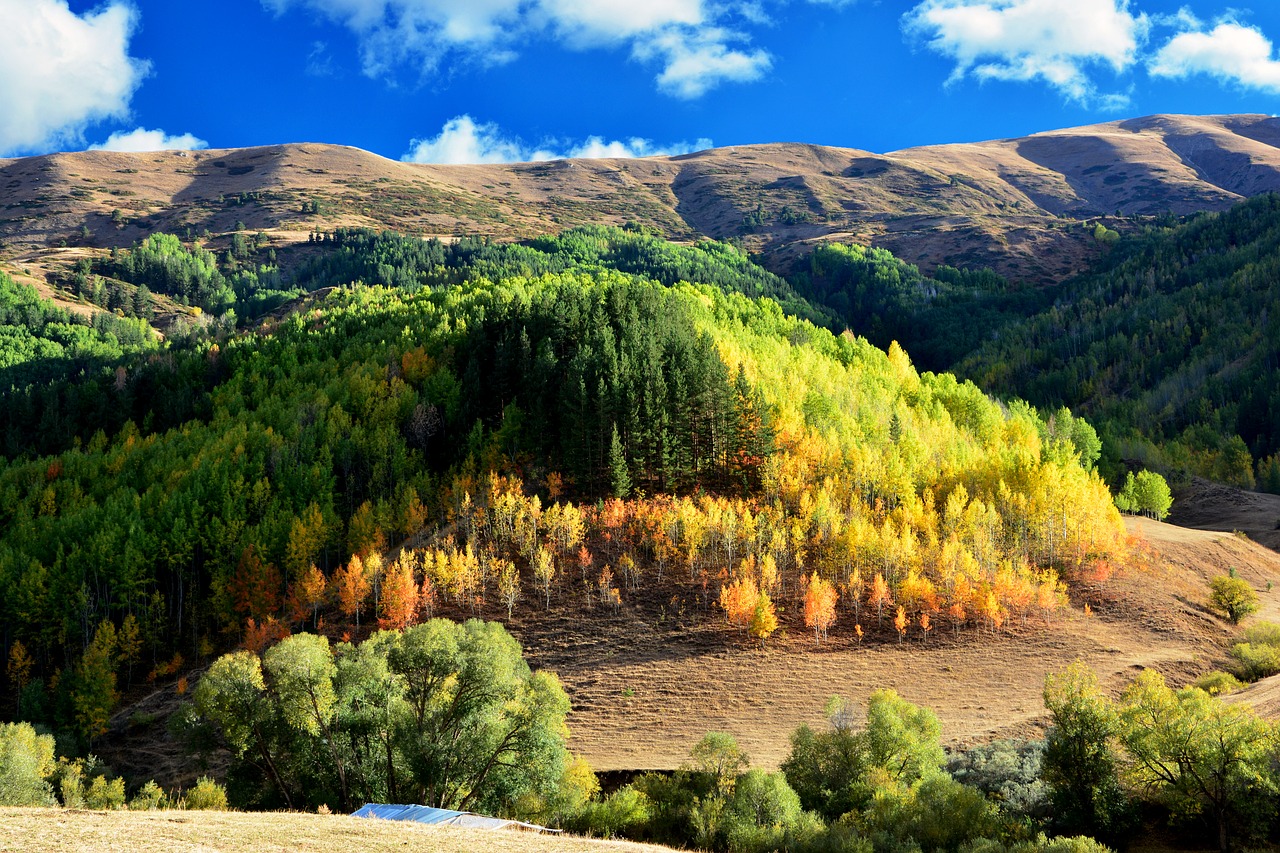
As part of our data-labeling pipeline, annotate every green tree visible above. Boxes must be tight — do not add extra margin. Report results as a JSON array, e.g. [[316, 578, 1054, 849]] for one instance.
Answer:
[[1132, 470, 1173, 520], [72, 621, 120, 742], [1041, 662, 1133, 842], [1118, 670, 1279, 853], [1209, 575, 1259, 624], [0, 722, 56, 806]]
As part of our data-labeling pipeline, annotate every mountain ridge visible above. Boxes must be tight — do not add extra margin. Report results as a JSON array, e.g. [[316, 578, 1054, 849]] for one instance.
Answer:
[[4, 113, 1280, 284]]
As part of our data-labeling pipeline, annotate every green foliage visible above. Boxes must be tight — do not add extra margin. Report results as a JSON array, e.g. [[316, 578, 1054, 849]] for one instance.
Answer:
[[857, 774, 999, 852], [192, 620, 571, 815], [1229, 620, 1280, 681], [84, 774, 126, 809], [129, 780, 168, 810], [960, 193, 1280, 486], [1209, 575, 1260, 624], [1114, 469, 1172, 520], [0, 722, 56, 806], [947, 740, 1048, 822], [1194, 670, 1245, 696], [1040, 663, 1134, 842], [1118, 670, 1279, 852], [183, 776, 229, 810], [781, 691, 945, 821], [794, 242, 1034, 371]]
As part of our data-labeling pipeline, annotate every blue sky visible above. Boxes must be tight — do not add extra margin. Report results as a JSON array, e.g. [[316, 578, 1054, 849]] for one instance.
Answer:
[[4, 0, 1280, 162]]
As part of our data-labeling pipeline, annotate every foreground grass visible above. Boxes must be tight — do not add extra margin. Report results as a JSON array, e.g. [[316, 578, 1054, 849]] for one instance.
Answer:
[[0, 808, 672, 853]]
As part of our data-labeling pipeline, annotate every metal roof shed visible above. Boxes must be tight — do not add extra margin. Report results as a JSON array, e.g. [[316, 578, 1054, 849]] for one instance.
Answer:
[[351, 803, 556, 832]]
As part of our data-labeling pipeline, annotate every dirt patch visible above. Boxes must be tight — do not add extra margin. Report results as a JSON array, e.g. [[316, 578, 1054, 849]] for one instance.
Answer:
[[1168, 476, 1280, 551]]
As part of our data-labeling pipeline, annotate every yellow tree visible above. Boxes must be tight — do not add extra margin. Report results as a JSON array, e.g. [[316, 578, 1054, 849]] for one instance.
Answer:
[[297, 564, 327, 629], [332, 555, 371, 627], [378, 555, 419, 630], [720, 575, 761, 634], [533, 546, 556, 609], [894, 606, 908, 643], [750, 592, 779, 645], [804, 573, 838, 643], [869, 572, 893, 624]]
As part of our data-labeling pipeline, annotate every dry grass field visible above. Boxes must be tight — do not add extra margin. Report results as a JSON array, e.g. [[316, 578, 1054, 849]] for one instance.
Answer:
[[0, 807, 673, 853], [531, 515, 1280, 771]]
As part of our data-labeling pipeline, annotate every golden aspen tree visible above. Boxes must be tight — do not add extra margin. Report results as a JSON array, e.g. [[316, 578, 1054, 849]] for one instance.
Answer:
[[894, 606, 908, 643], [720, 575, 761, 633], [332, 550, 368, 625], [533, 546, 556, 609], [869, 572, 892, 624], [298, 564, 327, 629], [495, 557, 519, 619], [920, 612, 932, 643], [855, 624, 864, 644], [749, 592, 779, 644], [804, 573, 838, 643], [598, 566, 622, 611], [378, 556, 418, 630], [7, 641, 33, 714], [418, 572, 437, 620]]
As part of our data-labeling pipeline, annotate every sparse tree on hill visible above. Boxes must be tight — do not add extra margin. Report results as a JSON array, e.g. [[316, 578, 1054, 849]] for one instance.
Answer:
[[1209, 574, 1259, 624]]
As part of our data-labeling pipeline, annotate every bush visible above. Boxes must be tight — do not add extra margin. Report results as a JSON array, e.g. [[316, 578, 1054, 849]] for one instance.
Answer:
[[85, 775, 126, 810], [1193, 670, 1244, 696], [183, 776, 229, 810], [1209, 575, 1259, 624], [947, 739, 1048, 822], [576, 787, 652, 839], [858, 775, 999, 851], [129, 780, 168, 810], [0, 722, 56, 807], [1230, 642, 1280, 681]]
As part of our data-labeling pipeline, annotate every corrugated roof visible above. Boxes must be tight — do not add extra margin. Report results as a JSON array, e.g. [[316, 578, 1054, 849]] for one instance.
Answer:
[[351, 803, 556, 832]]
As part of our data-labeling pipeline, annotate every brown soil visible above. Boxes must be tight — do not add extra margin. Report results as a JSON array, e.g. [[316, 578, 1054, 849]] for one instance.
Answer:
[[1168, 476, 1280, 551], [5, 114, 1280, 285]]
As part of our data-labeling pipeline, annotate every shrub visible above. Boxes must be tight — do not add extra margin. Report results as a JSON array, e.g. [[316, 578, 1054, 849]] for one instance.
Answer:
[[1230, 642, 1280, 681], [1209, 575, 1259, 624], [184, 776, 229, 810], [1193, 671, 1244, 696], [129, 780, 168, 811], [577, 787, 652, 839], [85, 775, 126, 810], [947, 739, 1048, 822], [0, 722, 56, 807]]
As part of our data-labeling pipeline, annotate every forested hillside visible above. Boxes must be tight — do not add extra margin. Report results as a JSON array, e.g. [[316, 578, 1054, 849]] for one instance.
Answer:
[[957, 193, 1280, 492], [0, 227, 1123, 748]]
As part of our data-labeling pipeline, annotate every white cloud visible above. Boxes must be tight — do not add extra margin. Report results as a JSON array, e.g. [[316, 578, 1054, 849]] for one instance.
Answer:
[[263, 0, 771, 96], [90, 127, 209, 152], [640, 27, 772, 98], [0, 0, 149, 156], [402, 115, 711, 164], [1151, 20, 1280, 94], [902, 0, 1147, 105]]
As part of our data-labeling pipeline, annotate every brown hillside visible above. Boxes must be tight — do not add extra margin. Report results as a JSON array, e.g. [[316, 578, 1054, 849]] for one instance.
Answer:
[[5, 114, 1280, 285], [523, 517, 1280, 772]]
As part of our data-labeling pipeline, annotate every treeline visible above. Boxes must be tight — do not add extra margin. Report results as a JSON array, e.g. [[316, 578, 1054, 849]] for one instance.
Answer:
[[789, 242, 1043, 372], [957, 193, 1280, 491], [294, 224, 838, 328]]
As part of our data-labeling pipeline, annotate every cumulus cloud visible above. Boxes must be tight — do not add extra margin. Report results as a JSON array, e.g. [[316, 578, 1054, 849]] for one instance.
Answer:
[[263, 0, 771, 97], [902, 0, 1147, 106], [89, 127, 209, 152], [0, 0, 150, 155], [1151, 20, 1280, 94], [402, 115, 711, 164]]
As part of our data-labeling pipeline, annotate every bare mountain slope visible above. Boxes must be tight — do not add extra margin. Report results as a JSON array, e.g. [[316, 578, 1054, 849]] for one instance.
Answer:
[[4, 114, 1280, 283]]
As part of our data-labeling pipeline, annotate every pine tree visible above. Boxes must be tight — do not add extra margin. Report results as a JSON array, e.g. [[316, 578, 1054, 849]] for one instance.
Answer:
[[609, 424, 631, 499]]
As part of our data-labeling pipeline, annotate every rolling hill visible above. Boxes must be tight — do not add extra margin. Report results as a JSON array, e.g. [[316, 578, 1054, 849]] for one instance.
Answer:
[[5, 114, 1280, 288]]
